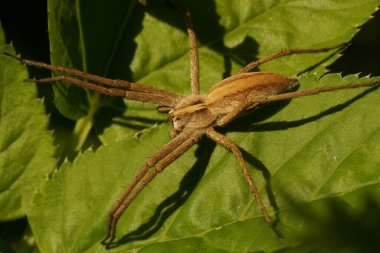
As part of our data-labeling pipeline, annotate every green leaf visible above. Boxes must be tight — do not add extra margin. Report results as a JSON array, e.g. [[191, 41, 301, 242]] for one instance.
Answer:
[[46, 0, 380, 146], [29, 0, 380, 252], [98, 101, 166, 144], [0, 28, 56, 220], [29, 74, 380, 253]]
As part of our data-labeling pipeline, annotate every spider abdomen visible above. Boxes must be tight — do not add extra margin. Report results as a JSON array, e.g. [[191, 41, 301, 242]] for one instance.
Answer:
[[206, 72, 297, 125]]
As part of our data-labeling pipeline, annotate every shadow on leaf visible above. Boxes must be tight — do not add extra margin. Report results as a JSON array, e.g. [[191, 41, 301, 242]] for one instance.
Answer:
[[111, 137, 216, 247]]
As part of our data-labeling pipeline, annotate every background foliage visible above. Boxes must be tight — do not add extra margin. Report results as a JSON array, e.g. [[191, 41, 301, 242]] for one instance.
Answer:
[[0, 0, 380, 252]]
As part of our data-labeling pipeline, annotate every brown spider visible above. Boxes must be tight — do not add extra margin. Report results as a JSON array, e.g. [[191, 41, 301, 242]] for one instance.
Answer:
[[1, 7, 379, 247]]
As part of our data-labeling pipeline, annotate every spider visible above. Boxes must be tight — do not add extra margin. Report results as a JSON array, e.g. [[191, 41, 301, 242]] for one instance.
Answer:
[[1, 7, 379, 247]]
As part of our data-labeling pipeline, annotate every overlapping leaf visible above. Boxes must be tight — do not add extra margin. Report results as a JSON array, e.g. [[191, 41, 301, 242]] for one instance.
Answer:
[[0, 28, 55, 220]]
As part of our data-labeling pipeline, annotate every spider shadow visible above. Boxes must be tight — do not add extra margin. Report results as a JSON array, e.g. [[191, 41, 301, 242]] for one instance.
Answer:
[[95, 106, 167, 133], [111, 115, 167, 130], [240, 148, 281, 225], [214, 126, 282, 228], [231, 85, 379, 133], [111, 137, 217, 247], [220, 85, 379, 228], [108, 80, 379, 249]]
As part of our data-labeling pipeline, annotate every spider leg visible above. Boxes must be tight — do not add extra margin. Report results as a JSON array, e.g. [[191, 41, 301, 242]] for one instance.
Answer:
[[102, 130, 194, 242], [26, 76, 180, 107], [166, 3, 199, 95], [205, 128, 282, 237], [1, 51, 131, 88], [250, 80, 380, 104], [218, 80, 380, 126], [1, 50, 183, 104], [236, 44, 345, 74], [102, 130, 202, 245], [183, 8, 200, 95]]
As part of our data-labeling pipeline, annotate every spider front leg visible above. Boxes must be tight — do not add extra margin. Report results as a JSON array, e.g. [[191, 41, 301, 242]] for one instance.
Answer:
[[102, 131, 194, 244], [102, 130, 202, 246], [1, 50, 131, 88], [27, 76, 128, 96], [1, 51, 183, 106], [205, 128, 282, 237], [26, 75, 181, 107], [167, 3, 200, 95], [183, 8, 200, 95]]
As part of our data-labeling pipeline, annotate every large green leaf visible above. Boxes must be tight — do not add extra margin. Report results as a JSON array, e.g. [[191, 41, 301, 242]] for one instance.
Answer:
[[0, 27, 56, 220], [29, 73, 380, 252], [47, 0, 380, 146], [28, 0, 380, 252]]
